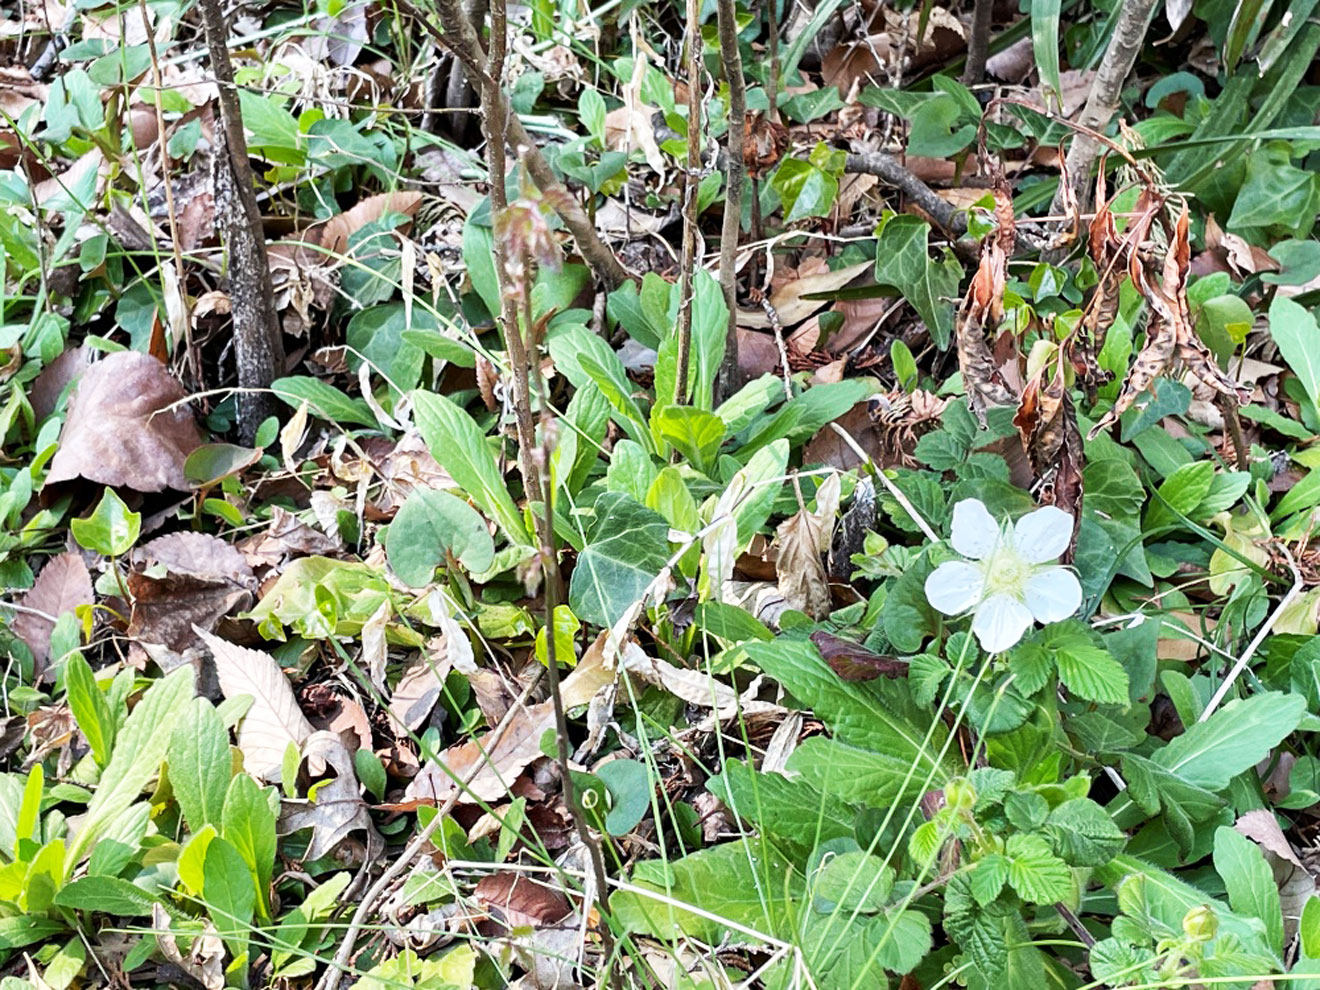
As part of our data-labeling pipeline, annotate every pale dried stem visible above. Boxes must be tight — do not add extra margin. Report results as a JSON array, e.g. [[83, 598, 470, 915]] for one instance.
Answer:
[[672, 0, 704, 408]]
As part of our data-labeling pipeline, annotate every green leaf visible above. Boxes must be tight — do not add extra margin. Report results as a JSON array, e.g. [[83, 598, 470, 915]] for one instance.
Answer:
[[183, 444, 263, 487], [412, 391, 532, 546], [237, 90, 303, 165], [461, 219, 501, 317], [1044, 798, 1125, 866], [611, 838, 800, 941], [53, 875, 158, 916], [1055, 643, 1129, 706], [568, 492, 671, 628], [729, 439, 791, 546], [1155, 692, 1307, 791], [272, 377, 377, 428], [747, 640, 954, 806], [1214, 825, 1283, 954], [596, 759, 652, 836], [345, 303, 428, 393], [706, 759, 855, 851], [1006, 833, 1072, 904], [1029, 0, 1062, 111], [812, 851, 893, 913], [969, 854, 1010, 905], [773, 158, 839, 222], [652, 406, 724, 474], [881, 554, 940, 653], [386, 487, 496, 586], [873, 215, 961, 348], [71, 488, 140, 557], [270, 872, 352, 974], [1228, 142, 1320, 236], [64, 652, 115, 767], [66, 666, 194, 871], [168, 698, 231, 834], [221, 772, 277, 921], [548, 324, 653, 452], [1144, 461, 1215, 530], [203, 835, 256, 958], [1269, 295, 1320, 409], [906, 92, 976, 157]]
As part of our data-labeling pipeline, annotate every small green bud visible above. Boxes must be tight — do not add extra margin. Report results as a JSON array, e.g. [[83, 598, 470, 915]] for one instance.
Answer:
[[944, 778, 977, 813], [1182, 905, 1218, 942]]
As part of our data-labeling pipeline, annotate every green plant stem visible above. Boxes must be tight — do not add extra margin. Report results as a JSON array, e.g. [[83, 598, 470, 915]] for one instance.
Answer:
[[714, 0, 746, 403]]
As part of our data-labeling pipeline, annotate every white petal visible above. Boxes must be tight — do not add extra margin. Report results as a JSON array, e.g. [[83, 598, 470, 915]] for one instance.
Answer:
[[1012, 505, 1074, 563], [971, 594, 1034, 654], [950, 499, 1000, 560], [924, 561, 985, 616], [1023, 567, 1083, 623]]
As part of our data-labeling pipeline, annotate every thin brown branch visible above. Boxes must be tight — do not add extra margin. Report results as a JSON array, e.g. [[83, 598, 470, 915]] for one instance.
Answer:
[[418, 0, 629, 289], [714, 0, 746, 402], [844, 150, 967, 235], [672, 0, 704, 408], [1051, 0, 1160, 212], [960, 0, 994, 85], [196, 0, 284, 442]]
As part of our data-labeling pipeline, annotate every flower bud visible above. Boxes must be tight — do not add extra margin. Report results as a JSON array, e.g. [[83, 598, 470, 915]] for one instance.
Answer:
[[1182, 905, 1218, 942], [944, 778, 976, 813]]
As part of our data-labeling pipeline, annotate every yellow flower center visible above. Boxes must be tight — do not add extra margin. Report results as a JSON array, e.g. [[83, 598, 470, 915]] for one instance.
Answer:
[[983, 546, 1030, 598]]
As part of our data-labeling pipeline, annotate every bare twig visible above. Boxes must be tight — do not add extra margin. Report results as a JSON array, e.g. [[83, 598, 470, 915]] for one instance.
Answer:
[[843, 151, 966, 235], [672, 0, 704, 408], [1050, 0, 1159, 213], [960, 0, 994, 85], [714, 0, 747, 402], [196, 0, 284, 441], [421, 0, 629, 289]]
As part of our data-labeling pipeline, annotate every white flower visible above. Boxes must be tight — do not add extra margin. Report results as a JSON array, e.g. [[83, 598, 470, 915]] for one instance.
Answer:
[[924, 498, 1082, 654]]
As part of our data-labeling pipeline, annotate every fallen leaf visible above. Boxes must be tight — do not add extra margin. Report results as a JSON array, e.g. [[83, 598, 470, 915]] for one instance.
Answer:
[[11, 552, 93, 680], [389, 653, 453, 732], [198, 627, 313, 782], [1234, 809, 1317, 947], [153, 905, 223, 990], [738, 260, 873, 329], [280, 730, 376, 861], [774, 472, 840, 619], [403, 700, 555, 807], [474, 872, 572, 929], [29, 345, 91, 422], [44, 351, 205, 493], [126, 533, 257, 653], [811, 630, 908, 681]]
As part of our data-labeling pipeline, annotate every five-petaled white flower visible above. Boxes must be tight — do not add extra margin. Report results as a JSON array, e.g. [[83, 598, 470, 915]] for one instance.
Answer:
[[924, 498, 1082, 654]]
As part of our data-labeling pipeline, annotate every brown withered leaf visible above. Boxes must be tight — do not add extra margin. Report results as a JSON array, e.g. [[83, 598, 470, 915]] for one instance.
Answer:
[[12, 552, 93, 680], [474, 873, 573, 929], [955, 179, 1019, 424], [126, 533, 256, 653], [774, 473, 840, 620], [1015, 354, 1085, 546], [403, 700, 555, 808], [810, 630, 907, 681], [1089, 204, 1250, 439], [44, 351, 204, 493], [388, 653, 453, 732], [280, 730, 377, 861], [198, 627, 313, 782], [30, 345, 92, 422]]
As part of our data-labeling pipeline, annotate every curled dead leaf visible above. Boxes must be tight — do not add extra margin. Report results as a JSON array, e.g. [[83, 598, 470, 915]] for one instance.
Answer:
[[11, 552, 93, 681]]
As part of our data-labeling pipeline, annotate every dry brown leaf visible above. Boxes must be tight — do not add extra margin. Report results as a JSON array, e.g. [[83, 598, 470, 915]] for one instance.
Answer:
[[126, 533, 256, 653], [153, 905, 223, 990], [1235, 808, 1317, 947], [738, 260, 873, 329], [29, 346, 90, 423], [774, 472, 840, 619], [44, 351, 205, 493], [12, 552, 93, 680], [474, 872, 573, 929], [360, 599, 391, 694], [388, 653, 453, 732], [280, 730, 376, 861], [619, 640, 739, 711], [403, 700, 555, 807], [198, 627, 313, 782]]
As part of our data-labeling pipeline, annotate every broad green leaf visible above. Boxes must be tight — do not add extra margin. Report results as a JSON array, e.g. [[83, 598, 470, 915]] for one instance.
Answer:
[[1155, 692, 1306, 792], [67, 666, 194, 871], [1214, 825, 1283, 954], [1006, 833, 1072, 904], [270, 872, 352, 974], [222, 773, 277, 921], [873, 215, 961, 348], [64, 652, 115, 767], [1228, 142, 1320, 236], [71, 488, 139, 557], [272, 377, 377, 428], [1044, 798, 1125, 866], [1269, 295, 1320, 410], [596, 759, 652, 836], [412, 391, 532, 545], [652, 406, 724, 474], [385, 487, 496, 587], [203, 835, 256, 958], [53, 875, 158, 916], [568, 492, 671, 628], [548, 324, 653, 452], [1055, 644, 1129, 706], [183, 444, 262, 487], [706, 759, 855, 852], [612, 838, 801, 941], [345, 303, 429, 393], [812, 850, 893, 913], [1030, 0, 1062, 110], [237, 90, 303, 165], [730, 439, 790, 546], [168, 697, 231, 833], [1144, 460, 1215, 530], [773, 158, 839, 222]]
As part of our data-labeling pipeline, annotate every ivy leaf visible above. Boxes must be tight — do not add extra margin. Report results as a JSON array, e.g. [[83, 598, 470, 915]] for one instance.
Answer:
[[568, 493, 671, 628], [874, 215, 961, 349], [71, 488, 140, 557]]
